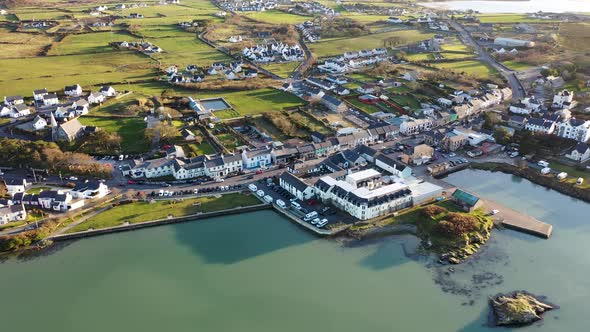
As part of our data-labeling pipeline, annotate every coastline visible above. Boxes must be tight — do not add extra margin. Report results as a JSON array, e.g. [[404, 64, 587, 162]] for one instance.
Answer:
[[469, 162, 590, 204]]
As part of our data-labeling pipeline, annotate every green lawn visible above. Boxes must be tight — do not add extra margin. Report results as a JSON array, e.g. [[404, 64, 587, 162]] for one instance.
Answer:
[[202, 88, 304, 119], [67, 193, 261, 233], [390, 94, 421, 111], [26, 186, 52, 194], [503, 60, 534, 71], [347, 98, 381, 114], [217, 133, 245, 151], [549, 162, 590, 189], [432, 60, 498, 79], [310, 29, 434, 58], [184, 141, 216, 156], [78, 116, 150, 153]]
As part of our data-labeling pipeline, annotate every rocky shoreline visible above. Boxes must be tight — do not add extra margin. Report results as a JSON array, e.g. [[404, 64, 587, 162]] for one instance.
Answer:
[[471, 163, 590, 204], [490, 291, 556, 327]]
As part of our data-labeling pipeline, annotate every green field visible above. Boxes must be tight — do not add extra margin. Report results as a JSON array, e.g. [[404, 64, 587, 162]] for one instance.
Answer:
[[78, 116, 150, 153], [549, 162, 590, 189], [503, 60, 534, 71], [0, 28, 54, 58], [48, 31, 135, 55], [309, 29, 434, 58], [243, 10, 310, 24], [432, 60, 498, 78], [67, 193, 261, 233], [260, 62, 301, 79], [197, 88, 303, 119], [0, 52, 158, 96]]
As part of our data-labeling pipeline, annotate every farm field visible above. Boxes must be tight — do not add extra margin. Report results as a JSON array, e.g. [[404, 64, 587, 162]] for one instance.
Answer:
[[0, 52, 158, 96], [309, 29, 434, 58], [78, 116, 150, 153], [152, 36, 231, 67], [0, 28, 54, 58], [48, 31, 135, 55], [243, 10, 310, 24], [558, 22, 590, 52]]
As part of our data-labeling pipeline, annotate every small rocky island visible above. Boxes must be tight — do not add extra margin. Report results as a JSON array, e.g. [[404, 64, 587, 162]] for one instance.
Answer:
[[490, 292, 555, 327]]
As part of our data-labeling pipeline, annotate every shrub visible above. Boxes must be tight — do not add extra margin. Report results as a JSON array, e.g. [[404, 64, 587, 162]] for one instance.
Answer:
[[422, 205, 448, 218], [434, 212, 478, 238]]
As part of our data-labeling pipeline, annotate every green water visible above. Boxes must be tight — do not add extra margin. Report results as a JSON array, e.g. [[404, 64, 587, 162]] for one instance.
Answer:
[[0, 169, 589, 331]]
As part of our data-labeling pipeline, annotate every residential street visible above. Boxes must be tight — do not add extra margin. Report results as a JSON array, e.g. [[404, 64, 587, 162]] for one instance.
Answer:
[[448, 19, 526, 99]]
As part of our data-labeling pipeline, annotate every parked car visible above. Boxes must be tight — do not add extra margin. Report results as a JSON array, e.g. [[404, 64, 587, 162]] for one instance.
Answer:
[[256, 189, 265, 197]]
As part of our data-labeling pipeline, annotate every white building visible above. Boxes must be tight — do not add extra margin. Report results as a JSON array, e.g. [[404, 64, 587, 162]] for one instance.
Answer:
[[524, 118, 555, 135], [65, 84, 83, 96], [555, 118, 590, 142], [566, 142, 590, 163], [0, 204, 27, 225], [4, 178, 27, 195], [314, 169, 413, 220], [400, 118, 433, 135], [70, 181, 109, 199], [242, 147, 272, 169], [552, 90, 574, 109], [279, 172, 315, 201]]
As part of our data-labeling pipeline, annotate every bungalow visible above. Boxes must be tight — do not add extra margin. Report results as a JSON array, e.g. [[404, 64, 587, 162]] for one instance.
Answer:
[[242, 147, 272, 169], [4, 95, 24, 106], [88, 92, 105, 104], [0, 204, 27, 225], [70, 181, 109, 199], [279, 172, 315, 201], [228, 35, 242, 43], [0, 106, 11, 117], [65, 84, 83, 96], [326, 75, 347, 85], [566, 142, 590, 163], [230, 61, 243, 72], [99, 86, 116, 97]]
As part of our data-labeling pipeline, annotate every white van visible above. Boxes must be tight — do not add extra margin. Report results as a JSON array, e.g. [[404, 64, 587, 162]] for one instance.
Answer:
[[303, 211, 319, 221], [248, 184, 257, 192], [276, 199, 286, 209], [264, 195, 273, 203]]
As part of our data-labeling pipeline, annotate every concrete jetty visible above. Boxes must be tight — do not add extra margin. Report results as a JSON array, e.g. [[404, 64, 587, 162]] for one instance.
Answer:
[[483, 199, 553, 239]]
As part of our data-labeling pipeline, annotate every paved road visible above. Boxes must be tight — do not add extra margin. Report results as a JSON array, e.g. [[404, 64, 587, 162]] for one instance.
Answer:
[[448, 19, 526, 99]]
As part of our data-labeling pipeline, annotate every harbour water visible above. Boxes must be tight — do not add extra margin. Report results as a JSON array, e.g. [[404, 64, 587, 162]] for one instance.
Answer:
[[420, 0, 590, 13], [0, 169, 589, 331]]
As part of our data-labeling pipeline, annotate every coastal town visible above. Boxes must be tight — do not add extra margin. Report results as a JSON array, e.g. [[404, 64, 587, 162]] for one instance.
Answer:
[[1, 0, 590, 329]]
